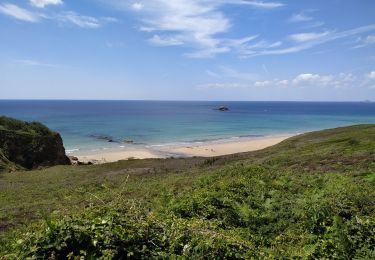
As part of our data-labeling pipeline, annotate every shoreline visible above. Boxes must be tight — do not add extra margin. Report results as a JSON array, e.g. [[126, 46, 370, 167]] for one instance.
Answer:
[[72, 134, 294, 164]]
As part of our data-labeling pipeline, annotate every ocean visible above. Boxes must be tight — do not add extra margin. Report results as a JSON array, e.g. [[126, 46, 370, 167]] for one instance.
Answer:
[[1, 100, 375, 154]]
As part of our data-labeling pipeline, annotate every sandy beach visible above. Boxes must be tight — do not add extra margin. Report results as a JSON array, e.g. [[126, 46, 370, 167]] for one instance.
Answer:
[[74, 149, 163, 164], [169, 136, 290, 157], [73, 135, 291, 163]]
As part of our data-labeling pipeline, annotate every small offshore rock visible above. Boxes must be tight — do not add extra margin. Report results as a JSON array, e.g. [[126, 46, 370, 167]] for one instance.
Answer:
[[215, 106, 229, 111]]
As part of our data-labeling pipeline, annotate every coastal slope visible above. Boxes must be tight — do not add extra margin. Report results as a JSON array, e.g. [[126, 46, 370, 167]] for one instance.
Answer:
[[1, 125, 374, 259], [0, 116, 70, 172]]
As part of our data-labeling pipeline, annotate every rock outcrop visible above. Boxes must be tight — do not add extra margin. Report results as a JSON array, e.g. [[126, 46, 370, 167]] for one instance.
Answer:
[[214, 106, 229, 111], [0, 116, 70, 172]]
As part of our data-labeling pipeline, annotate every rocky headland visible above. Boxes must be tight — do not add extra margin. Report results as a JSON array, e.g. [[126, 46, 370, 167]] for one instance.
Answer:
[[0, 116, 70, 172]]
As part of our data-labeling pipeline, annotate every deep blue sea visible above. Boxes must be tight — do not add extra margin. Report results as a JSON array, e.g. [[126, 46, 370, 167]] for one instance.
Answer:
[[1, 100, 375, 154]]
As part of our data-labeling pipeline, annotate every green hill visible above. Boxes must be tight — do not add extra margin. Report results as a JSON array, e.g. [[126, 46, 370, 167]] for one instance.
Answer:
[[1, 125, 374, 259], [0, 116, 70, 172]]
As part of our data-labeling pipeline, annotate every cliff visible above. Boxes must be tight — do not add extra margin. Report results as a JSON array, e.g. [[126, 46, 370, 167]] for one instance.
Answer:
[[0, 116, 70, 172]]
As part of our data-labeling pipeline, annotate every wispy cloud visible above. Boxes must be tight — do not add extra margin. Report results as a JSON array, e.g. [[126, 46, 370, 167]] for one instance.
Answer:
[[0, 3, 39, 22], [149, 35, 184, 46], [288, 10, 324, 29], [289, 13, 313, 23], [131, 2, 144, 11], [218, 66, 258, 81], [206, 70, 222, 78], [241, 24, 375, 57], [29, 0, 63, 8], [367, 71, 375, 80], [13, 59, 57, 67], [197, 82, 253, 89], [57, 11, 102, 28], [124, 0, 284, 58], [232, 0, 284, 9], [0, 2, 116, 29], [352, 35, 375, 49], [289, 31, 332, 42]]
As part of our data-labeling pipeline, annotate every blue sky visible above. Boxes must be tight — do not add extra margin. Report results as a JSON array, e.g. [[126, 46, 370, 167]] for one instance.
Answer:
[[0, 0, 375, 101]]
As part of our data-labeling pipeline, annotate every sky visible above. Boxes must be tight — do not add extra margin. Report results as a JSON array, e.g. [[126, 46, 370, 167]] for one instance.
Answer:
[[0, 0, 375, 101]]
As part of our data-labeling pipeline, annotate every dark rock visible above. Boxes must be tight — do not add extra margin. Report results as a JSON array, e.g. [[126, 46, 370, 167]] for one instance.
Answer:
[[76, 160, 97, 166], [215, 106, 229, 111], [123, 139, 134, 144], [0, 116, 70, 172], [89, 134, 116, 143], [68, 156, 79, 165]]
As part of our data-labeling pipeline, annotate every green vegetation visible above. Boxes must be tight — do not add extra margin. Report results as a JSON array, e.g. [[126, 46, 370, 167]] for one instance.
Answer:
[[0, 116, 70, 171], [1, 125, 374, 258], [0, 116, 53, 136]]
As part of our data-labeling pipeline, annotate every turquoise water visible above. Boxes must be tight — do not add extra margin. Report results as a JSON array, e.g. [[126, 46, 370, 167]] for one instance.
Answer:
[[1, 100, 374, 154]]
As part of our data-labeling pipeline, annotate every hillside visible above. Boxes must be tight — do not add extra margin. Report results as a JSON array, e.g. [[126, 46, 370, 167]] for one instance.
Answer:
[[0, 116, 70, 172], [0, 125, 374, 258]]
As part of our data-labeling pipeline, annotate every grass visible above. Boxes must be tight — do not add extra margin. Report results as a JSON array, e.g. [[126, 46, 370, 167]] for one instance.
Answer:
[[0, 125, 374, 258], [0, 116, 53, 137]]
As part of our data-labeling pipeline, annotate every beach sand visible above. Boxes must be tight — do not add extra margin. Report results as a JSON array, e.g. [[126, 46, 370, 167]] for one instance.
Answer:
[[73, 135, 291, 164], [75, 150, 163, 164], [169, 136, 290, 157]]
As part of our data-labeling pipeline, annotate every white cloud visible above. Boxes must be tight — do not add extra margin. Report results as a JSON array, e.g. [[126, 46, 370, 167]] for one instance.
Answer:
[[199, 72, 359, 90], [253, 79, 289, 87], [218, 66, 258, 81], [292, 73, 321, 84], [243, 24, 375, 58], [0, 3, 115, 29], [289, 31, 332, 42], [29, 0, 63, 8], [289, 13, 313, 23], [56, 14, 117, 28], [366, 35, 375, 44], [288, 11, 324, 29], [233, 1, 284, 9], [0, 3, 39, 22], [102, 17, 118, 23], [237, 40, 282, 56], [186, 47, 230, 58], [292, 73, 356, 88], [304, 21, 325, 29], [197, 82, 252, 89], [368, 71, 375, 79], [353, 35, 375, 49], [58, 12, 101, 28], [254, 80, 273, 87], [131, 2, 144, 11], [149, 35, 184, 46], [126, 0, 283, 58], [13, 59, 57, 67], [278, 79, 289, 86]]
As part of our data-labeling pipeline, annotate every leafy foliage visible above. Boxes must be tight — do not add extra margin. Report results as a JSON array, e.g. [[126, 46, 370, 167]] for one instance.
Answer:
[[1, 125, 375, 258], [0, 116, 53, 136]]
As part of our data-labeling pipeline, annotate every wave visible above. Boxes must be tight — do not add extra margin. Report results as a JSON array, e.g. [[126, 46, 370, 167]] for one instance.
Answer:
[[145, 134, 269, 150], [66, 148, 80, 154]]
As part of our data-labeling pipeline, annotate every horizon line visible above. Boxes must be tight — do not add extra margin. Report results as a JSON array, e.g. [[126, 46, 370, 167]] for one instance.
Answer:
[[0, 99, 373, 103]]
